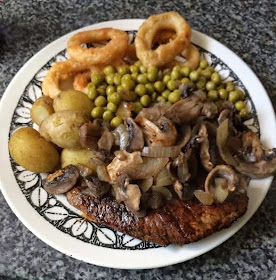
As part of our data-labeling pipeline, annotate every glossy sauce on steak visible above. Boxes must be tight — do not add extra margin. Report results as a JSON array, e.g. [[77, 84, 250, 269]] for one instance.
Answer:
[[67, 186, 248, 246]]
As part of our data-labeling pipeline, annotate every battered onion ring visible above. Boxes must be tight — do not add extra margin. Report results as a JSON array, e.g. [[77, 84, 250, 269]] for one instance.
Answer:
[[67, 28, 129, 66], [165, 43, 200, 70], [42, 59, 89, 99], [135, 12, 191, 67]]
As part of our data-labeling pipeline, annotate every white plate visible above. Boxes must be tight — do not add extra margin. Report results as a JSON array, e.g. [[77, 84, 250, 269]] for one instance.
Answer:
[[0, 19, 275, 270]]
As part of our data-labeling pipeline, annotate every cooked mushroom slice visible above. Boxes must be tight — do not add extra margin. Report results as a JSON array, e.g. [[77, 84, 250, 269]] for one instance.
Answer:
[[138, 177, 154, 192], [135, 115, 177, 146], [96, 165, 111, 183], [89, 150, 110, 166], [124, 184, 142, 212], [179, 82, 195, 98], [83, 175, 111, 199], [198, 123, 214, 171], [204, 165, 238, 203], [42, 165, 79, 195], [155, 167, 174, 187], [152, 185, 172, 200], [137, 106, 166, 121], [98, 131, 114, 153], [107, 150, 169, 181], [113, 124, 129, 150], [125, 117, 144, 152], [80, 120, 106, 149], [174, 181, 194, 200]]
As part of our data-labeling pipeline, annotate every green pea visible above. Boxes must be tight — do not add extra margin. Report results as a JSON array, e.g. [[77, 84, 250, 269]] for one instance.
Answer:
[[218, 88, 228, 100], [206, 81, 216, 91], [181, 77, 190, 84], [163, 74, 171, 85], [122, 79, 135, 90], [162, 90, 171, 99], [163, 68, 171, 75], [154, 81, 165, 93], [118, 66, 130, 75], [211, 72, 221, 84], [117, 85, 123, 93], [139, 65, 147, 74], [137, 74, 148, 84], [180, 66, 191, 77], [216, 83, 225, 90], [145, 83, 155, 94], [106, 73, 114, 85], [156, 96, 167, 103], [197, 68, 202, 75], [91, 107, 104, 118], [198, 76, 207, 84], [121, 74, 132, 82], [226, 81, 235, 92], [108, 92, 121, 105], [196, 81, 205, 90], [236, 89, 245, 99], [106, 85, 116, 95], [135, 84, 147, 96], [107, 102, 118, 113], [103, 111, 114, 122], [148, 66, 159, 74], [167, 80, 177, 91], [157, 70, 163, 81], [134, 101, 143, 114], [189, 71, 199, 81], [199, 60, 208, 69], [171, 70, 181, 80], [97, 84, 107, 96], [208, 90, 219, 101], [87, 82, 96, 91], [113, 73, 122, 85], [134, 61, 142, 67], [94, 96, 107, 107], [129, 65, 139, 74], [140, 95, 151, 107], [87, 87, 98, 100], [228, 90, 240, 103], [103, 65, 115, 75], [91, 72, 105, 86], [168, 90, 181, 104], [235, 100, 246, 111], [151, 92, 157, 101], [201, 69, 212, 79], [147, 71, 158, 82], [206, 66, 214, 73], [172, 65, 181, 72], [239, 108, 249, 119], [110, 116, 123, 128], [131, 72, 139, 81]]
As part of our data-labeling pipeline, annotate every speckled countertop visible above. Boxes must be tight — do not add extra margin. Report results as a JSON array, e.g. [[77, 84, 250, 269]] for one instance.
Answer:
[[0, 0, 275, 279]]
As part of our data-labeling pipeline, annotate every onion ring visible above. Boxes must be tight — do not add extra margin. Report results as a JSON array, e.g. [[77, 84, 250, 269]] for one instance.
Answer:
[[135, 12, 191, 67], [67, 28, 129, 66], [165, 43, 200, 70], [42, 59, 89, 98]]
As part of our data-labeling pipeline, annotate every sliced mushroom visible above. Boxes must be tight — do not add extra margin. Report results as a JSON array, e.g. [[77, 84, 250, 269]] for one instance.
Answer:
[[135, 115, 177, 146], [179, 82, 195, 98], [137, 106, 166, 121], [107, 150, 169, 181], [124, 184, 142, 211], [113, 124, 129, 150], [42, 165, 79, 194], [89, 150, 110, 166], [79, 120, 106, 149], [174, 181, 194, 200], [98, 131, 114, 153], [204, 165, 238, 203], [83, 175, 111, 199], [125, 117, 144, 152]]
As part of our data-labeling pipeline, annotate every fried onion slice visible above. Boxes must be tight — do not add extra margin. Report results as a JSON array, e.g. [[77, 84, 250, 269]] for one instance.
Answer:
[[67, 28, 129, 66], [135, 12, 191, 67]]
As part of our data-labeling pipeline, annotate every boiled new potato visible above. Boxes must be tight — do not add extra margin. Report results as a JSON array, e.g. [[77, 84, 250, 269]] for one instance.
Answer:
[[9, 127, 59, 173], [61, 148, 96, 172], [53, 90, 94, 118], [40, 110, 88, 149], [31, 96, 54, 126]]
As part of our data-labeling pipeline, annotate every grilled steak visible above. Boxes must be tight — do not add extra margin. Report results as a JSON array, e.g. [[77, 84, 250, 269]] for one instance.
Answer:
[[67, 186, 248, 246]]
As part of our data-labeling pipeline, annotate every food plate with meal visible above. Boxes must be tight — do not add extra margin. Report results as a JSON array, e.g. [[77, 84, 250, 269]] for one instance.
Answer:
[[0, 12, 275, 269]]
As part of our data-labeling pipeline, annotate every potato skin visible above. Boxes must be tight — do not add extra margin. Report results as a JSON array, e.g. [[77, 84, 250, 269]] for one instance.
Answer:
[[61, 148, 96, 172], [31, 96, 55, 126], [40, 110, 89, 149], [9, 127, 59, 173], [53, 90, 94, 118]]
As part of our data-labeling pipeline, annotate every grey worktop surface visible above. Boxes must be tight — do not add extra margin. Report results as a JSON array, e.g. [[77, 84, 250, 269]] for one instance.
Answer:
[[0, 0, 275, 279]]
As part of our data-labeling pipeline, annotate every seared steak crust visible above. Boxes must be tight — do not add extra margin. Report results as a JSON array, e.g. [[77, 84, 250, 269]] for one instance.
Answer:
[[67, 186, 248, 246]]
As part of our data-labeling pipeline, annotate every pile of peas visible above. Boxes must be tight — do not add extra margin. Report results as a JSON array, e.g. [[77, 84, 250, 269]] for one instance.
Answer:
[[87, 60, 249, 128]]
